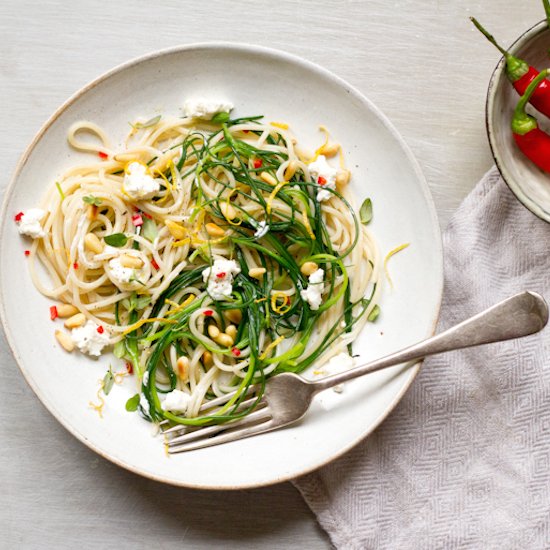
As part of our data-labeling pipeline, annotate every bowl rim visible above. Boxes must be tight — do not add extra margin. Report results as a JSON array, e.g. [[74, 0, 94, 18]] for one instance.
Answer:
[[0, 41, 443, 490], [486, 19, 550, 223]]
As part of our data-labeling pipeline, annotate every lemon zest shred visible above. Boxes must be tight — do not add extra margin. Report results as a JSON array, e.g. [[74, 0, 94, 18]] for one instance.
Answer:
[[254, 297, 267, 304], [270, 121, 289, 130], [259, 335, 285, 361], [266, 180, 288, 214], [122, 317, 177, 336], [302, 208, 316, 241], [384, 243, 410, 289], [89, 380, 106, 418], [310, 125, 330, 163], [165, 294, 195, 316], [270, 291, 292, 314]]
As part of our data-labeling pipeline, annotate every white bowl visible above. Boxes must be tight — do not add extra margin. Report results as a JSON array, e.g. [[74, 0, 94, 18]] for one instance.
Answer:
[[0, 43, 442, 489], [487, 19, 550, 222]]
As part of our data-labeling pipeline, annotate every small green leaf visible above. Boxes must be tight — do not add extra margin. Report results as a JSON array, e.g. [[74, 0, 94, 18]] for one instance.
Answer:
[[55, 182, 65, 201], [103, 367, 115, 396], [360, 198, 373, 225], [104, 233, 128, 247], [211, 111, 230, 123], [113, 340, 126, 359], [367, 305, 380, 322], [132, 115, 161, 129], [83, 195, 102, 206], [141, 216, 158, 242], [125, 394, 140, 412]]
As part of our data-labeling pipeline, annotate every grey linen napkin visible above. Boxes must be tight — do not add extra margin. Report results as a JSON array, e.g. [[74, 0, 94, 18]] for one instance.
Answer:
[[293, 167, 550, 550]]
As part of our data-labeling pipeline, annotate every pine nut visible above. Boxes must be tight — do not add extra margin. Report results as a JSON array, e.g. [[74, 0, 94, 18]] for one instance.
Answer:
[[202, 350, 213, 368], [165, 219, 187, 240], [84, 233, 104, 254], [319, 142, 340, 157], [87, 204, 98, 221], [120, 254, 144, 269], [301, 261, 319, 276], [64, 313, 86, 329], [55, 330, 74, 352], [56, 304, 79, 318], [249, 267, 266, 279], [260, 171, 277, 186], [205, 223, 225, 238], [284, 161, 298, 181], [225, 324, 237, 340], [207, 324, 220, 339], [215, 333, 234, 347], [225, 309, 242, 324], [176, 357, 190, 381], [336, 169, 351, 188], [220, 202, 237, 221]]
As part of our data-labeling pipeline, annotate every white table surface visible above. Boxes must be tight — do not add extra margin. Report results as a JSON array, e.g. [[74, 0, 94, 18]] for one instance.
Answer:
[[1, 1, 544, 547]]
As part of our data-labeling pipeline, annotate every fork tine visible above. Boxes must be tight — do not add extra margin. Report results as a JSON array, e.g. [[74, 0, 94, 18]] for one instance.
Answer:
[[161, 397, 265, 436], [166, 408, 272, 447], [198, 383, 259, 412], [168, 418, 276, 453]]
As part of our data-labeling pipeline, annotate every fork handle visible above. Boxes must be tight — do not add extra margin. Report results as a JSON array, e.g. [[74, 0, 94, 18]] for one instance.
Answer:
[[311, 291, 548, 394]]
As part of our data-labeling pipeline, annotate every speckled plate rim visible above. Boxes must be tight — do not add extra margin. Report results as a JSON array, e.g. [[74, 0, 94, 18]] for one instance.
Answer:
[[0, 42, 443, 490], [486, 19, 550, 223]]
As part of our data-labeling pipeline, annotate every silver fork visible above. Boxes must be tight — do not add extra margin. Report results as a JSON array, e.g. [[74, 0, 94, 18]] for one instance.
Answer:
[[165, 291, 548, 453]]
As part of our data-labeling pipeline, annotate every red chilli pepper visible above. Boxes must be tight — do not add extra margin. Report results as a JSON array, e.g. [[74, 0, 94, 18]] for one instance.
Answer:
[[232, 347, 241, 357], [472, 17, 550, 117], [132, 214, 143, 227], [73, 262, 79, 269], [24, 250, 30, 256], [126, 361, 133, 374], [512, 69, 550, 172], [50, 306, 58, 321], [151, 258, 160, 270], [142, 212, 153, 220], [253, 159, 263, 169], [96, 325, 104, 334], [98, 151, 108, 159], [317, 176, 327, 185], [216, 272, 226, 279], [14, 212, 24, 222], [204, 309, 214, 316]]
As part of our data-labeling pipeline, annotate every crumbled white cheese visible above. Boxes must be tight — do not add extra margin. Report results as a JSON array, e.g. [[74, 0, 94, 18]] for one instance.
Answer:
[[17, 208, 46, 238], [123, 162, 160, 200], [183, 98, 234, 120], [254, 220, 269, 239], [308, 155, 337, 202], [161, 389, 191, 414], [323, 352, 356, 393], [105, 250, 149, 290], [71, 321, 110, 357], [108, 256, 134, 284], [202, 258, 241, 301], [139, 393, 150, 416], [300, 268, 325, 310]]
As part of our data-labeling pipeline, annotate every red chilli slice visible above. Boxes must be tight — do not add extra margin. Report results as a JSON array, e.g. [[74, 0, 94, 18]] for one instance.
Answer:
[[98, 151, 108, 159], [14, 212, 24, 222], [126, 361, 133, 374], [203, 309, 214, 316], [216, 272, 226, 279], [132, 214, 143, 227], [24, 250, 30, 256], [50, 306, 58, 321], [151, 258, 160, 270], [317, 176, 327, 185], [232, 347, 241, 357], [73, 262, 79, 269], [96, 326, 104, 334], [253, 159, 263, 169]]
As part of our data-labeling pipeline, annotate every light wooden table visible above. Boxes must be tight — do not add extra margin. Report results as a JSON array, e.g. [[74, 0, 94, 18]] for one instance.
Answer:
[[1, 1, 543, 547]]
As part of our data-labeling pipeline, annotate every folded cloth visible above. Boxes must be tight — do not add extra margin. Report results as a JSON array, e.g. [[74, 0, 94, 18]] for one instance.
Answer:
[[293, 167, 550, 550]]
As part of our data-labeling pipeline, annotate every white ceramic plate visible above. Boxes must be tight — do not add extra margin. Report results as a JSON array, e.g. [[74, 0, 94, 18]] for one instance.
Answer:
[[0, 43, 442, 489], [486, 19, 550, 222]]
